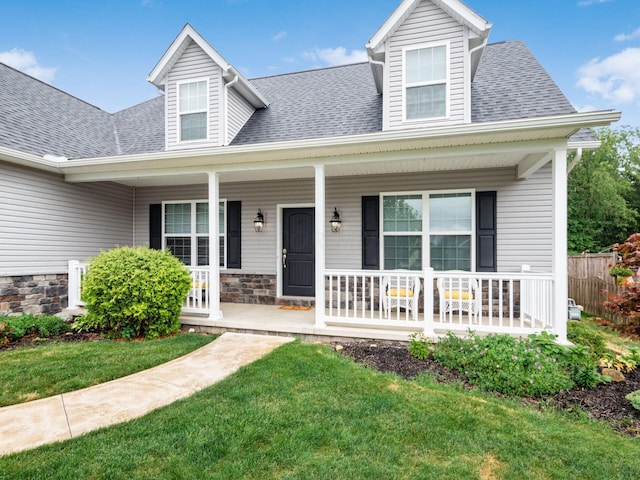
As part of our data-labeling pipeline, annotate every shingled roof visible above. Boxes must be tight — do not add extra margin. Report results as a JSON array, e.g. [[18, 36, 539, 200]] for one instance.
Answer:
[[0, 39, 592, 160]]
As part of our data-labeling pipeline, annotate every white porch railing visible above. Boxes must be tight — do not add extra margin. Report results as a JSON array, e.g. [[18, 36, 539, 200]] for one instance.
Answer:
[[67, 261, 211, 314], [68, 260, 556, 337], [325, 268, 555, 337]]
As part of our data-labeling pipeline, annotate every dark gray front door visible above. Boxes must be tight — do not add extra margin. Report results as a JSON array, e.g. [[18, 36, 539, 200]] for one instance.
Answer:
[[282, 208, 315, 297]]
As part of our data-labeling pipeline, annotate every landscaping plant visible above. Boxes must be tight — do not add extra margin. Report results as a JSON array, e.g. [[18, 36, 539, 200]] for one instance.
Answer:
[[567, 320, 607, 358], [76, 246, 191, 339], [429, 331, 607, 397], [604, 233, 640, 335], [627, 390, 640, 411], [0, 313, 70, 345]]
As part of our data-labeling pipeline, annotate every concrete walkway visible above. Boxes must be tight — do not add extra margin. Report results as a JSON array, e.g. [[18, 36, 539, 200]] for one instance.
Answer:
[[0, 332, 293, 457]]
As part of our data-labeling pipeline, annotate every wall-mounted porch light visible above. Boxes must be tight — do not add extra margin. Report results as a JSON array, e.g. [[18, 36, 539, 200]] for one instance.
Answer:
[[254, 209, 265, 232], [330, 207, 342, 232]]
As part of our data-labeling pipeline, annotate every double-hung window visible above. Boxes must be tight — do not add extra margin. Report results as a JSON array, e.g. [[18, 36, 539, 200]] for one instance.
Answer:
[[178, 80, 208, 141], [404, 43, 448, 121], [164, 200, 226, 267], [381, 191, 473, 271]]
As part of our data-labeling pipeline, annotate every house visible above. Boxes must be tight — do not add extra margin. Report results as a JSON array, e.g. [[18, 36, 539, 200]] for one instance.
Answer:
[[0, 0, 620, 343]]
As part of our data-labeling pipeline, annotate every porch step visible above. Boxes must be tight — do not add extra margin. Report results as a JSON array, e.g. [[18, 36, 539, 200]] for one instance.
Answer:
[[275, 297, 315, 308]]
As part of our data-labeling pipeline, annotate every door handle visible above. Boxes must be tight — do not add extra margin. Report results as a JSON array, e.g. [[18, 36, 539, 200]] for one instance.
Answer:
[[282, 248, 287, 268]]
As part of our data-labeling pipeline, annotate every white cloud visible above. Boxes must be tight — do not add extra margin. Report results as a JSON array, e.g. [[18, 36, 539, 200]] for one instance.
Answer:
[[577, 47, 640, 104], [272, 31, 286, 42], [0, 48, 56, 82], [302, 47, 367, 66], [615, 28, 640, 42], [577, 0, 613, 6]]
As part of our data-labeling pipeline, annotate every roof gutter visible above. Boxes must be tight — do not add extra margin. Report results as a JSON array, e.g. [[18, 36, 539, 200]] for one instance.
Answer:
[[567, 147, 583, 174], [0, 146, 65, 173]]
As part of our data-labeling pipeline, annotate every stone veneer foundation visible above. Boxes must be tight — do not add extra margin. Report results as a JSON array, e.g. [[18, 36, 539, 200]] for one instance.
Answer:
[[220, 273, 278, 305], [0, 274, 68, 315]]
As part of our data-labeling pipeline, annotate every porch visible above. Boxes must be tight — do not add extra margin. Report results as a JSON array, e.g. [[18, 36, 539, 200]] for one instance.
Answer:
[[68, 262, 559, 342]]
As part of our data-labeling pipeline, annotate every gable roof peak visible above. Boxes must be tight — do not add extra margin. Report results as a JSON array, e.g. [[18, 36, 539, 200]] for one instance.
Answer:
[[147, 23, 268, 108], [366, 0, 492, 55]]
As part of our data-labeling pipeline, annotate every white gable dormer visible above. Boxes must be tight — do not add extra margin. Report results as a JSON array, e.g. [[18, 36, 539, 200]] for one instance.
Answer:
[[366, 0, 491, 130], [147, 24, 268, 150]]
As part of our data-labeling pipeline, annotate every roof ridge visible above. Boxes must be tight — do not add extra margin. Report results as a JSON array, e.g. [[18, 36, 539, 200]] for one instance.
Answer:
[[249, 62, 369, 81]]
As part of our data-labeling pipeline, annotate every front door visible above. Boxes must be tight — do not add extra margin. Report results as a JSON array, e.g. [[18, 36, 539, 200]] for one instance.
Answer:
[[282, 208, 315, 297]]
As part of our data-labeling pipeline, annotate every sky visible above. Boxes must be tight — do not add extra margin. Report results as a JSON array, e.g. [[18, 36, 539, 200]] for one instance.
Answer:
[[1, 0, 639, 127]]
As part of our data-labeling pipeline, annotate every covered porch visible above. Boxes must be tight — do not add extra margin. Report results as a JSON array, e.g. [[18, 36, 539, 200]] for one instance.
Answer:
[[59, 114, 615, 344]]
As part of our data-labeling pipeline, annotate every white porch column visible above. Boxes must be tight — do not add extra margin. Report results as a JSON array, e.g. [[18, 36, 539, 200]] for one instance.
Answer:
[[208, 172, 222, 321], [314, 164, 326, 328], [423, 267, 435, 337], [552, 148, 568, 343]]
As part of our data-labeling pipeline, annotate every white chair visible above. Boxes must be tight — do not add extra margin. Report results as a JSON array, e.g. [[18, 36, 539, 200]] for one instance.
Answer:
[[437, 272, 481, 322], [381, 272, 421, 320]]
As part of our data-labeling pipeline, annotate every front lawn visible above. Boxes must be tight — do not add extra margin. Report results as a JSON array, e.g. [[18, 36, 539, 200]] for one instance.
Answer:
[[0, 333, 216, 407], [1, 341, 639, 479]]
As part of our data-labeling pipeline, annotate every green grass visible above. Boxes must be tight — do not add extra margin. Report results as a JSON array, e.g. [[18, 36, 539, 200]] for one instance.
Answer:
[[1, 342, 639, 479], [580, 312, 640, 353], [0, 333, 216, 407]]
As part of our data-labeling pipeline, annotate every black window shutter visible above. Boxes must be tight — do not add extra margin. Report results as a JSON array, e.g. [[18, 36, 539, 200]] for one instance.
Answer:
[[362, 196, 380, 270], [476, 191, 497, 272], [227, 201, 241, 269], [149, 204, 162, 250]]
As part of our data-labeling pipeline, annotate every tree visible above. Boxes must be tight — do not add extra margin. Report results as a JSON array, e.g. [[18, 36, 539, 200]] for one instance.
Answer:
[[568, 126, 640, 253]]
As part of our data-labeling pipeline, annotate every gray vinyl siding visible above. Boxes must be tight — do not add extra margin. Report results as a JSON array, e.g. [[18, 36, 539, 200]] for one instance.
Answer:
[[134, 165, 553, 275], [0, 161, 133, 275], [386, 0, 467, 129], [226, 87, 255, 144], [166, 41, 222, 149]]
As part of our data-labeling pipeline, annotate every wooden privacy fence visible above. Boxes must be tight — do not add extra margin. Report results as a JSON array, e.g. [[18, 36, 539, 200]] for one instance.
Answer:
[[567, 252, 626, 321]]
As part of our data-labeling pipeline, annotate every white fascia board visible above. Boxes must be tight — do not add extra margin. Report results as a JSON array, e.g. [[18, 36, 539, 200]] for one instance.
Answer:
[[438, 0, 492, 37], [366, 0, 416, 53], [147, 24, 268, 107], [60, 110, 621, 176], [568, 139, 601, 150], [0, 145, 63, 173]]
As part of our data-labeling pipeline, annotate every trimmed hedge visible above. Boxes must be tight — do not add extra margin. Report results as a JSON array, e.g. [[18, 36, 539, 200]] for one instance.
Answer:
[[78, 246, 191, 339]]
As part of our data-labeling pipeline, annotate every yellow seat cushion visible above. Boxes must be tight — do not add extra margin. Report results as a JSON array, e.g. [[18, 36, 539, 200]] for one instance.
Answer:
[[388, 288, 414, 297], [192, 281, 207, 289], [444, 291, 472, 300]]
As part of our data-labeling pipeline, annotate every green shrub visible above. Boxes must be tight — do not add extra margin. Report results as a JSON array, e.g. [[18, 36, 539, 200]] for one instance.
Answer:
[[408, 333, 432, 360], [0, 313, 70, 343], [626, 390, 640, 410], [567, 320, 607, 358], [77, 246, 191, 339], [431, 331, 606, 397]]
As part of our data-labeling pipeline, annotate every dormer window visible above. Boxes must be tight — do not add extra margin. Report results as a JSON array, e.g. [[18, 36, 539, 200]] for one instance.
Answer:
[[178, 79, 208, 141], [404, 43, 448, 121]]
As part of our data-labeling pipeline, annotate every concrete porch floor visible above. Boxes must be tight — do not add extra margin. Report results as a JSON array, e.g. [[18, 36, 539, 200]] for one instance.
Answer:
[[181, 303, 423, 342], [181, 303, 547, 343]]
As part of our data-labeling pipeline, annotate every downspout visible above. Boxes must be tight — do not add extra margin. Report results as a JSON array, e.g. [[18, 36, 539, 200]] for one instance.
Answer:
[[567, 147, 583, 174], [132, 186, 136, 246], [223, 73, 239, 146]]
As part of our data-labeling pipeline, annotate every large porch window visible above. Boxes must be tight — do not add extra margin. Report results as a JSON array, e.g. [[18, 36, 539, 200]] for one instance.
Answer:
[[382, 191, 473, 271], [163, 200, 226, 267]]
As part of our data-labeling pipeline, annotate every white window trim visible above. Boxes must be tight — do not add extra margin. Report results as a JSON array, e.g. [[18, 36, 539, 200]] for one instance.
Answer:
[[379, 189, 475, 271], [401, 41, 450, 123], [177, 78, 209, 143], [162, 199, 226, 269]]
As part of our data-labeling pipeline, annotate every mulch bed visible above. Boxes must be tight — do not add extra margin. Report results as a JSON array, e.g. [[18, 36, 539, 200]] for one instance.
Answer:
[[0, 332, 103, 350], [335, 341, 640, 437]]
